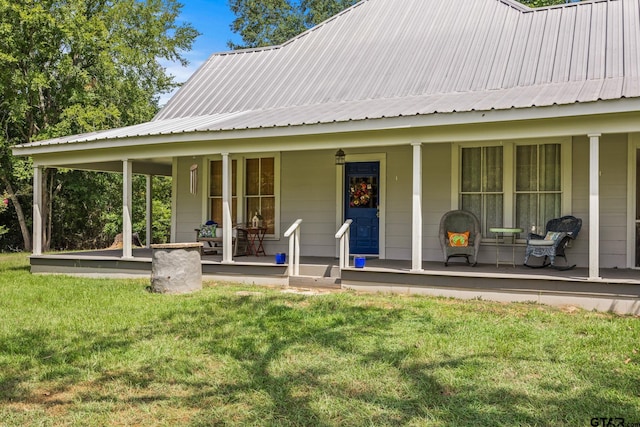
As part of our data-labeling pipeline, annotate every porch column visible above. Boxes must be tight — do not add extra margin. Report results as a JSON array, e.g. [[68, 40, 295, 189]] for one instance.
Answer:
[[221, 152, 233, 263], [32, 165, 43, 256], [411, 142, 423, 272], [588, 134, 601, 280], [122, 159, 133, 259], [146, 175, 153, 247]]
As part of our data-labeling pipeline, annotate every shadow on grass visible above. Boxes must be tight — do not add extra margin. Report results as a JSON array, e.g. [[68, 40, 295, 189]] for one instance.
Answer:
[[0, 327, 135, 401], [1, 290, 638, 426], [3, 265, 30, 273], [165, 294, 640, 425]]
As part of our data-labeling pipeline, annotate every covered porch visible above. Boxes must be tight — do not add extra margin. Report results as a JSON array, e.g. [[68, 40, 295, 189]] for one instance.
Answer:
[[15, 101, 640, 319], [20, 128, 640, 316]]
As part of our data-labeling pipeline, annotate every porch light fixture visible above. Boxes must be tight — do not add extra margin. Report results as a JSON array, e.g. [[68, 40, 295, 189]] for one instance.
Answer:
[[335, 149, 345, 165]]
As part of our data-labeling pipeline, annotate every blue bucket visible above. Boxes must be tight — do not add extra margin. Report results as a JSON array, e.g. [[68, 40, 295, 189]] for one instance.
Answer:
[[275, 253, 287, 264], [354, 256, 366, 268]]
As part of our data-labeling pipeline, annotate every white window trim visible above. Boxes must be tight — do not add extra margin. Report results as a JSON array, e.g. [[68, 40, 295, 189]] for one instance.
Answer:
[[206, 153, 281, 239], [452, 137, 572, 240]]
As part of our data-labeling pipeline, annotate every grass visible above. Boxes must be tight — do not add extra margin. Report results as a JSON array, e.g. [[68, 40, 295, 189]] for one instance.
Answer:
[[0, 252, 638, 426]]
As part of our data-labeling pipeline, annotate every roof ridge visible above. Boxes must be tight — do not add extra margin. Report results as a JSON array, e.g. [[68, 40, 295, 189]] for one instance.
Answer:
[[202, 0, 598, 61], [200, 0, 371, 60], [198, 0, 607, 61], [279, 0, 370, 48], [520, 0, 613, 13], [498, 0, 531, 11]]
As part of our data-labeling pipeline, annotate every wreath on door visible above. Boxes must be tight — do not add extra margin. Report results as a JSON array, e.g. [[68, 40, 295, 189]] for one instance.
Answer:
[[350, 181, 372, 207]]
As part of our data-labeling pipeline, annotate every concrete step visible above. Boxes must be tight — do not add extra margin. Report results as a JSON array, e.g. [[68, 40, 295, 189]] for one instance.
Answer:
[[288, 275, 341, 289], [298, 263, 341, 278]]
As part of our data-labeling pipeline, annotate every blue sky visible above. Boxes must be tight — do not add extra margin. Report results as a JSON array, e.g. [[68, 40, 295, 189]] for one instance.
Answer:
[[161, 0, 241, 103]]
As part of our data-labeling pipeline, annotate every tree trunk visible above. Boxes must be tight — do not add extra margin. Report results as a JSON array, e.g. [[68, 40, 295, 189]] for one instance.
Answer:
[[43, 169, 61, 252], [42, 169, 52, 251], [2, 180, 32, 251]]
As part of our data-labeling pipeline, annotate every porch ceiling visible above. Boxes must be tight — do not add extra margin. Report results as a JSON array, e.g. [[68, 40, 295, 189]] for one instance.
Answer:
[[40, 159, 173, 176]]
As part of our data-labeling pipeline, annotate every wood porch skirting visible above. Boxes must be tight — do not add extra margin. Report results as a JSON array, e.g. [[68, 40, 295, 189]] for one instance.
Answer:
[[28, 251, 640, 315]]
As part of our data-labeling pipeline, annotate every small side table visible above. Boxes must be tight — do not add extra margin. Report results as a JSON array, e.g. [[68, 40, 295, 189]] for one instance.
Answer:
[[489, 227, 523, 267], [239, 227, 267, 256]]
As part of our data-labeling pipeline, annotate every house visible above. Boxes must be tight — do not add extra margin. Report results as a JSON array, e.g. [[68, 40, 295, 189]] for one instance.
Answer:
[[12, 0, 640, 313]]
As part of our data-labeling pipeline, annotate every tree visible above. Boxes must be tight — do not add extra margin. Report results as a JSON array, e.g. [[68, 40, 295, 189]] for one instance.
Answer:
[[519, 0, 568, 7], [229, 0, 576, 49], [228, 0, 306, 49], [0, 0, 198, 251], [42, 172, 172, 250], [229, 0, 358, 49], [0, 194, 8, 238]]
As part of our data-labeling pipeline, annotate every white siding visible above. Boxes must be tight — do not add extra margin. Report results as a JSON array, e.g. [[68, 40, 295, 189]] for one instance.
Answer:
[[383, 146, 412, 260], [597, 134, 629, 268], [422, 144, 453, 262], [174, 156, 206, 243], [571, 134, 628, 268], [273, 150, 337, 257]]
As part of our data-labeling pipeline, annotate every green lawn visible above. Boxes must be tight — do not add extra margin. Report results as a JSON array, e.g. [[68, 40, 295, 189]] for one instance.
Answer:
[[0, 252, 638, 426]]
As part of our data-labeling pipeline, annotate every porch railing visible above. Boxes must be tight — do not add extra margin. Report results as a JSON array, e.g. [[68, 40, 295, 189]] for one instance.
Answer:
[[284, 219, 303, 276], [335, 219, 353, 269]]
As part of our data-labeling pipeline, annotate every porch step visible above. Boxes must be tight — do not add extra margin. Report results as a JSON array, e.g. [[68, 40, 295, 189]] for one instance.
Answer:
[[298, 262, 341, 278], [288, 275, 341, 289]]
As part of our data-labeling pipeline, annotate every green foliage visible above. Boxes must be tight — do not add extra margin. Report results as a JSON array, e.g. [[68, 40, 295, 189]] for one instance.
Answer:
[[0, 193, 7, 237], [46, 172, 171, 249], [229, 0, 359, 49], [0, 253, 638, 425], [520, 0, 569, 7], [0, 0, 196, 250], [299, 0, 360, 27], [228, 0, 305, 49]]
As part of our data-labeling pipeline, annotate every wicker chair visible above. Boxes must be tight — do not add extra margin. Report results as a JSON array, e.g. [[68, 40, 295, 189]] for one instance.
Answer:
[[439, 210, 482, 266], [524, 215, 582, 270]]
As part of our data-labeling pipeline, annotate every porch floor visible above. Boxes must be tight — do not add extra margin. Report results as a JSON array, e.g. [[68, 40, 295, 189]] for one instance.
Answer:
[[31, 247, 640, 282], [29, 249, 640, 314]]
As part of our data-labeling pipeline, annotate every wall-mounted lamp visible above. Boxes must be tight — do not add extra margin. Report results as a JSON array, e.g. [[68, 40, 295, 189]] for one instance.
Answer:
[[335, 149, 345, 165]]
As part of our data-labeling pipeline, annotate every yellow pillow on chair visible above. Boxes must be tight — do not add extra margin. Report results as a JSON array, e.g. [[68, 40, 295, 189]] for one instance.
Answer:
[[448, 231, 470, 247]]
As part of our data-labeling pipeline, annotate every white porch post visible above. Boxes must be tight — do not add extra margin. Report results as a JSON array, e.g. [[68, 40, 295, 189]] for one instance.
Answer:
[[32, 165, 43, 256], [411, 142, 423, 272], [122, 160, 133, 259], [588, 134, 601, 279], [146, 175, 153, 247], [222, 153, 233, 263]]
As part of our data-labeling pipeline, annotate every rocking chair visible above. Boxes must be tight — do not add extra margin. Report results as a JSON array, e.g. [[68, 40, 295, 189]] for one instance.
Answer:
[[439, 210, 482, 266], [523, 215, 582, 270]]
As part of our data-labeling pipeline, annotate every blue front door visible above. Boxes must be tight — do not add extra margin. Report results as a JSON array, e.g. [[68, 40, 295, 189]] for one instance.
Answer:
[[345, 162, 379, 255]]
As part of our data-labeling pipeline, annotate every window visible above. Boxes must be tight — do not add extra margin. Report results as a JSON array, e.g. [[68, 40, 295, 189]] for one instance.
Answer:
[[209, 160, 237, 227], [460, 146, 503, 236], [208, 154, 279, 236], [245, 157, 276, 234], [457, 141, 565, 237], [515, 144, 561, 235]]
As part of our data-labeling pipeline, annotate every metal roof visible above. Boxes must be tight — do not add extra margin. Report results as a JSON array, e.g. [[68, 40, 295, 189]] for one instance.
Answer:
[[17, 0, 640, 149]]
